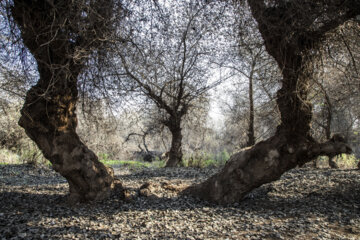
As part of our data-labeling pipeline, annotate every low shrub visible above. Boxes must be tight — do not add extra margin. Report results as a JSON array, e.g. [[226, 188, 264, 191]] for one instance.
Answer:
[[181, 150, 230, 168]]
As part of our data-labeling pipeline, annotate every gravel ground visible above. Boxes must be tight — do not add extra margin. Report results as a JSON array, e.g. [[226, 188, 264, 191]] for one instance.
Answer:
[[0, 164, 359, 240]]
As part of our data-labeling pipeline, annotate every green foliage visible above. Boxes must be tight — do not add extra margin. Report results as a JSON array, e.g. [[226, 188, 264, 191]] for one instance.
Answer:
[[116, 160, 148, 169], [336, 154, 359, 169], [98, 153, 111, 162], [181, 149, 230, 168], [150, 159, 166, 168], [99, 154, 166, 170], [316, 154, 359, 169], [0, 148, 20, 164], [19, 144, 46, 166], [217, 149, 230, 164], [0, 143, 47, 166]]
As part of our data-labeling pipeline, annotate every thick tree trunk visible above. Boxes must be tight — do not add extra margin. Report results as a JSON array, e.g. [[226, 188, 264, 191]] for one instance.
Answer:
[[165, 127, 183, 167], [183, 0, 354, 204], [12, 0, 120, 202], [19, 81, 118, 203], [183, 133, 351, 204]]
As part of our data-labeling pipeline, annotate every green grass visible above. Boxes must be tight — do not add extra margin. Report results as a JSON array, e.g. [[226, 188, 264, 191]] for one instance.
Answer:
[[316, 154, 359, 169], [337, 154, 359, 168], [0, 148, 20, 164], [100, 159, 166, 170], [100, 159, 123, 166], [181, 150, 230, 168]]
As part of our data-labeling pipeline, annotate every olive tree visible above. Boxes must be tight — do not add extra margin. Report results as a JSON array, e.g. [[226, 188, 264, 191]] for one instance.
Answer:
[[112, 0, 230, 167], [184, 0, 358, 204], [7, 0, 125, 202]]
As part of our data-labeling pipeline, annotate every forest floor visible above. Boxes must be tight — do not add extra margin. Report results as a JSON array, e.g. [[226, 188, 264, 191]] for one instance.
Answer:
[[0, 164, 359, 240]]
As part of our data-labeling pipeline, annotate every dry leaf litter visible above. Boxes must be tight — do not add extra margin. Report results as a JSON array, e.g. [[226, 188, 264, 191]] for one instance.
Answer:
[[0, 164, 359, 239]]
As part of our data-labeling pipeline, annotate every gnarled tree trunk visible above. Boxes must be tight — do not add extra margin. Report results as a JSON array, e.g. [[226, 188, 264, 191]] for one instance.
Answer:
[[183, 0, 356, 204], [12, 0, 121, 202]]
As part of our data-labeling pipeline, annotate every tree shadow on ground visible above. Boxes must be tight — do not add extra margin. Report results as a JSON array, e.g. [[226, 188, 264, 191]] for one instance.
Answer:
[[1, 167, 359, 239]]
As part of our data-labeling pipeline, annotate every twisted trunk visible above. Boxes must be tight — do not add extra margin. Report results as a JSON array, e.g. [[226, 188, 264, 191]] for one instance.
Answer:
[[12, 0, 120, 202], [183, 0, 354, 204], [19, 80, 118, 203]]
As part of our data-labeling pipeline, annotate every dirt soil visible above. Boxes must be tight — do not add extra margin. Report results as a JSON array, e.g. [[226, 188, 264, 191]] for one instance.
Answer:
[[0, 164, 359, 239]]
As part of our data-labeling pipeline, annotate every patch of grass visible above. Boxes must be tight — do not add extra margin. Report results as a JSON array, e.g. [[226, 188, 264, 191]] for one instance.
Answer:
[[118, 160, 150, 169], [150, 160, 166, 168], [100, 159, 123, 166], [100, 157, 166, 170], [19, 146, 46, 166], [336, 154, 359, 169], [216, 149, 230, 163], [182, 150, 229, 168], [0, 148, 20, 164], [316, 154, 359, 169]]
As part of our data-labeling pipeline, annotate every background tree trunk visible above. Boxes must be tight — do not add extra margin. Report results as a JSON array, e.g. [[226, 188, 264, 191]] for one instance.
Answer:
[[12, 0, 120, 202], [324, 93, 339, 169], [19, 80, 118, 203], [247, 72, 255, 146], [166, 126, 183, 167]]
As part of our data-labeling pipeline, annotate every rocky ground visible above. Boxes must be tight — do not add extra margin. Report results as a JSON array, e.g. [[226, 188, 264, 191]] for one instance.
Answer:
[[0, 164, 359, 240]]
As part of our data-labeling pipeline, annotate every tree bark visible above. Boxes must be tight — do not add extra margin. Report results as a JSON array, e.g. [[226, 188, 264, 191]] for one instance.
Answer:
[[19, 82, 118, 203], [12, 0, 120, 202], [183, 134, 351, 204], [247, 70, 255, 146], [183, 0, 355, 204], [165, 126, 183, 167]]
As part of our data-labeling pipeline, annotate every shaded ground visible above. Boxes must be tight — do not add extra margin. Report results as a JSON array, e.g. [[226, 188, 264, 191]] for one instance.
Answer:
[[0, 164, 359, 239]]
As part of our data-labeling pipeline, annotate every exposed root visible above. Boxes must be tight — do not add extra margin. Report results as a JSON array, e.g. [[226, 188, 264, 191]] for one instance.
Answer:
[[139, 181, 189, 199]]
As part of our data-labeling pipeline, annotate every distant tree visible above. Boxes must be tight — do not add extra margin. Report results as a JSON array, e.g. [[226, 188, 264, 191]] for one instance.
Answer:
[[221, 2, 280, 148], [111, 0, 230, 167], [184, 0, 358, 204]]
